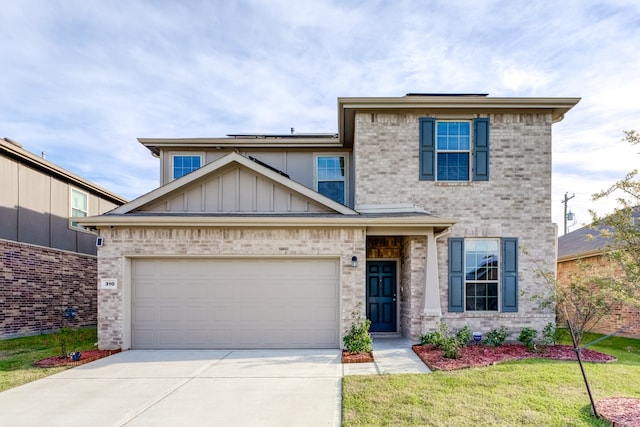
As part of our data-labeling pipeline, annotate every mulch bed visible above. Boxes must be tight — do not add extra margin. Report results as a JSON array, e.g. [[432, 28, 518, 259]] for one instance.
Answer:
[[412, 343, 616, 371], [596, 397, 640, 426], [34, 349, 122, 368], [342, 350, 374, 363]]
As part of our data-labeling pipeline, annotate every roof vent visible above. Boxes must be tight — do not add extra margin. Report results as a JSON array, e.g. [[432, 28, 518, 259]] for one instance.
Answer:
[[3, 137, 23, 148]]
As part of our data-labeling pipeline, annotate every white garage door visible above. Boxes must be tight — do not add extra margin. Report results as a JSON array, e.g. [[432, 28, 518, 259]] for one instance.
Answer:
[[132, 258, 339, 349]]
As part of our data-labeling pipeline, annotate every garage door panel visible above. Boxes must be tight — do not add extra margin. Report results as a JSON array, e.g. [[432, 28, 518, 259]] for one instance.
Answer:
[[132, 258, 339, 349]]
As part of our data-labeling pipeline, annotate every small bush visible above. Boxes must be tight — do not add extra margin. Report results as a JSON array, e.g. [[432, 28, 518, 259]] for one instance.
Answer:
[[518, 327, 538, 351], [52, 327, 76, 357], [542, 322, 556, 345], [343, 304, 372, 354], [484, 326, 509, 347], [420, 322, 470, 359]]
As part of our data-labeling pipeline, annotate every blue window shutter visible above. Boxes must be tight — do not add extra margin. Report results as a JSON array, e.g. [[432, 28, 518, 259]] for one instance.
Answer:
[[419, 118, 435, 181], [448, 238, 464, 312], [473, 118, 490, 181], [502, 237, 518, 312]]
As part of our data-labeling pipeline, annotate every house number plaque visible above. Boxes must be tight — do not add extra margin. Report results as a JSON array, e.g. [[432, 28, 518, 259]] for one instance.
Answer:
[[100, 278, 118, 290]]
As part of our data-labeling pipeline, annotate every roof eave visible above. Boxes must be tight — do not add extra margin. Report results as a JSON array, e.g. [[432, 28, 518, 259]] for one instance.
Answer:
[[338, 96, 581, 146], [73, 214, 457, 232], [0, 139, 127, 205]]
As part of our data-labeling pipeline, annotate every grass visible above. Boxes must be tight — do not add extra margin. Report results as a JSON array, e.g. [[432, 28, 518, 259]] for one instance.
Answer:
[[343, 331, 640, 426], [0, 328, 97, 392]]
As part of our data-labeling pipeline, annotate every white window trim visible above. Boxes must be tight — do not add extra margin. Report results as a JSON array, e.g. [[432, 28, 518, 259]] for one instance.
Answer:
[[435, 119, 473, 182], [69, 187, 88, 231], [464, 237, 500, 312], [313, 153, 349, 204], [170, 152, 205, 181]]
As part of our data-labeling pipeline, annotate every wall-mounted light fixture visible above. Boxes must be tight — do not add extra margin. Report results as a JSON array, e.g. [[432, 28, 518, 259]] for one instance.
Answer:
[[351, 256, 358, 268]]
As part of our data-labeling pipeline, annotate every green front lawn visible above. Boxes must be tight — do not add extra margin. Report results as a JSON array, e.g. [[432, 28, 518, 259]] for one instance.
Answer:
[[0, 328, 97, 392], [343, 332, 640, 426]]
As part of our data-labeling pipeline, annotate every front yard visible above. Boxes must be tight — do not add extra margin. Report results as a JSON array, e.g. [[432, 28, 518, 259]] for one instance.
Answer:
[[0, 328, 97, 392], [343, 332, 640, 426]]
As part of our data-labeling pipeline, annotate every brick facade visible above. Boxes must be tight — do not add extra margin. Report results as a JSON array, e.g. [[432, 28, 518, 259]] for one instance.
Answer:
[[0, 239, 97, 338], [557, 254, 640, 338], [355, 112, 557, 338], [96, 227, 366, 350]]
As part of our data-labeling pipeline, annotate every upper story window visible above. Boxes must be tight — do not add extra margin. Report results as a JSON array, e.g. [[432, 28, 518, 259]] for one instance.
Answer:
[[437, 121, 471, 181], [419, 117, 489, 182], [70, 188, 88, 230], [315, 154, 347, 205], [172, 154, 202, 180]]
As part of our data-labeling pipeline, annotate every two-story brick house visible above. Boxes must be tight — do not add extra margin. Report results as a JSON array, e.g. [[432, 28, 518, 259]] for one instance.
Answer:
[[0, 137, 126, 338], [77, 94, 579, 350]]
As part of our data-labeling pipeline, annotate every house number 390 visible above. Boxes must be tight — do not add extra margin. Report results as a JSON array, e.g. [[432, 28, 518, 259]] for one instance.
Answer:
[[100, 278, 118, 290]]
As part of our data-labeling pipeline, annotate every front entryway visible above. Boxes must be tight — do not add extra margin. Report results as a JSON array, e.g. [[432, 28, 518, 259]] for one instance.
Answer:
[[366, 261, 397, 332]]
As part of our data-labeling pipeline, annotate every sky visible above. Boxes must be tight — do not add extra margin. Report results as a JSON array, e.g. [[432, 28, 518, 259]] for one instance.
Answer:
[[2, 0, 640, 234]]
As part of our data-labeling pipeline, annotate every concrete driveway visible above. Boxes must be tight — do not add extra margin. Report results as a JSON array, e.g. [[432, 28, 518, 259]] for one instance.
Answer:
[[0, 349, 342, 426]]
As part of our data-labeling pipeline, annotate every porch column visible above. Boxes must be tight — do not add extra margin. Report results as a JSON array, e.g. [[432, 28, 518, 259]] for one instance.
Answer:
[[423, 229, 442, 316]]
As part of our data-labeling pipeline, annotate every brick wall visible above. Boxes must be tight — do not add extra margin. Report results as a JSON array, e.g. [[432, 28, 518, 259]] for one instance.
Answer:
[[96, 227, 366, 350], [558, 255, 640, 338], [354, 112, 557, 336], [0, 239, 97, 338]]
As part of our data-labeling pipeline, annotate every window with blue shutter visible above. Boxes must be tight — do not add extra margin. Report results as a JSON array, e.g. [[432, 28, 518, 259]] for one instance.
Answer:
[[419, 117, 490, 182], [419, 118, 435, 180], [448, 238, 465, 312], [473, 118, 490, 181], [447, 237, 518, 313], [501, 237, 518, 312]]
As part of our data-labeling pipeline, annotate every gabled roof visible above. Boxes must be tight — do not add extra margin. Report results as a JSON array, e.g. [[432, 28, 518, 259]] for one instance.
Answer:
[[108, 152, 357, 216]]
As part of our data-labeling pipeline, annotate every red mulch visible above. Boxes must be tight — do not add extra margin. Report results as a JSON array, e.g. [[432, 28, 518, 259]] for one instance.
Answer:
[[342, 350, 374, 363], [412, 344, 616, 371], [596, 397, 640, 426], [34, 349, 121, 368]]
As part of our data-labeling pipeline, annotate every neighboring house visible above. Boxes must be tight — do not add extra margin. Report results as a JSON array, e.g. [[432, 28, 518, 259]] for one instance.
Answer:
[[0, 138, 126, 338], [77, 94, 580, 350], [557, 211, 640, 338]]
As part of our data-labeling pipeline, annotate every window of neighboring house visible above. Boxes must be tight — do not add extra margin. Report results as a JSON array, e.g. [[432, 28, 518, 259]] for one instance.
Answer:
[[315, 154, 347, 205], [70, 188, 88, 230], [172, 154, 203, 180], [448, 237, 518, 313], [419, 117, 490, 182]]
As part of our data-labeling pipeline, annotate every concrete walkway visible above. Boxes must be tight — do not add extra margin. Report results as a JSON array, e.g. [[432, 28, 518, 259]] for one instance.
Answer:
[[343, 337, 431, 375], [0, 349, 342, 427]]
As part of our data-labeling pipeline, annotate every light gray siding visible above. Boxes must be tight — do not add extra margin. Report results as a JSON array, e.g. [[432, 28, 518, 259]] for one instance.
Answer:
[[159, 149, 355, 208]]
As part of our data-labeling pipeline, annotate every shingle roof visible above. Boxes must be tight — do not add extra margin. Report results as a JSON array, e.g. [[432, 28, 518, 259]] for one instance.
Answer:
[[558, 207, 639, 260]]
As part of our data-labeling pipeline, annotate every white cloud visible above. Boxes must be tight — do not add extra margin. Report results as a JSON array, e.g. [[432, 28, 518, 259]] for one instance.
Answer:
[[0, 0, 639, 217]]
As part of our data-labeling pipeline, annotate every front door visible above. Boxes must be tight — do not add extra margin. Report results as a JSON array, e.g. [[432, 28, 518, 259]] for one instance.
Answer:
[[366, 261, 397, 332]]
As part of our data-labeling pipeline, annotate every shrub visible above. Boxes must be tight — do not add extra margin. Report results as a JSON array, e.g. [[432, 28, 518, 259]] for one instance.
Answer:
[[52, 327, 76, 357], [542, 322, 556, 345], [420, 322, 470, 359], [343, 304, 372, 354], [484, 326, 509, 347], [518, 327, 538, 351]]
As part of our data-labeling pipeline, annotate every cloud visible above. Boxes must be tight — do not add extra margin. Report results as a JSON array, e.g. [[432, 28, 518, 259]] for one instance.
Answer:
[[1, 0, 639, 224]]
